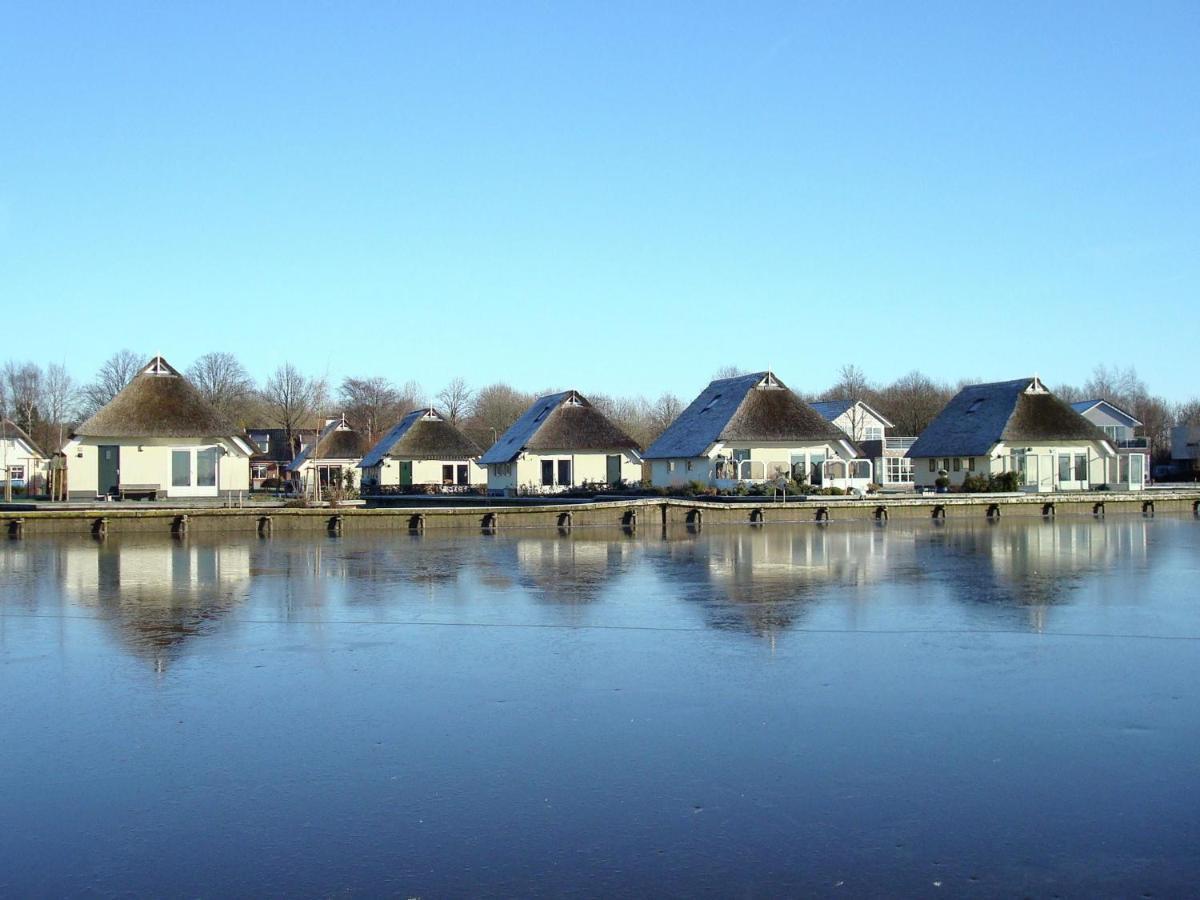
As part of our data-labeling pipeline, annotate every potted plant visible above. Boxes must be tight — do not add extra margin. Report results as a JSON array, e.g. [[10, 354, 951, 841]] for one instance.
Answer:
[[935, 470, 950, 493]]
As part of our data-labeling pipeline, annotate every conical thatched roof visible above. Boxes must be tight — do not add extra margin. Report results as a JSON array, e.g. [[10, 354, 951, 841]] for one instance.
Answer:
[[287, 416, 363, 470], [907, 377, 1112, 458], [480, 391, 641, 465], [75, 356, 237, 439], [645, 372, 852, 459], [359, 408, 482, 467]]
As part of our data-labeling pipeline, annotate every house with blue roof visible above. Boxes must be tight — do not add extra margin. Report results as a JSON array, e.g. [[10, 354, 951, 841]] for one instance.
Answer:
[[643, 372, 869, 490], [480, 391, 643, 495], [906, 377, 1117, 491], [358, 407, 484, 492]]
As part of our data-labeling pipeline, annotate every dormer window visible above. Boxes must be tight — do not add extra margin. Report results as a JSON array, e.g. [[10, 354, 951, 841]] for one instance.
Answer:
[[966, 399, 985, 414], [700, 393, 722, 414]]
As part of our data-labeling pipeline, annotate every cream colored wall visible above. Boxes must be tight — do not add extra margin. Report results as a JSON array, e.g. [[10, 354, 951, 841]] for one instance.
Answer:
[[373, 457, 486, 487], [648, 441, 851, 488], [65, 436, 250, 497], [486, 460, 519, 493], [830, 407, 889, 441], [911, 441, 1113, 489], [489, 450, 641, 494], [0, 438, 48, 482]]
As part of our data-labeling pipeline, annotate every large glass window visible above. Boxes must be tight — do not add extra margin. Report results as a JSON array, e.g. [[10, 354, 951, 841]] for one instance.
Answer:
[[457, 465, 468, 486], [864, 427, 883, 442], [850, 460, 871, 479], [1059, 455, 1072, 482], [541, 460, 554, 485], [172, 451, 191, 487], [442, 465, 454, 485], [557, 459, 571, 486], [885, 458, 913, 483], [197, 448, 218, 487], [1075, 454, 1087, 481]]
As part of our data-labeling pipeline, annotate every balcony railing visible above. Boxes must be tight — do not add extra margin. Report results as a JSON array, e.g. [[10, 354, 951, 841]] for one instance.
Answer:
[[1114, 438, 1149, 449], [885, 437, 917, 451]]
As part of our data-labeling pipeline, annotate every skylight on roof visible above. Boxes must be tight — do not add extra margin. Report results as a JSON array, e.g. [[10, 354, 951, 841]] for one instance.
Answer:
[[700, 393, 722, 414], [966, 399, 986, 414]]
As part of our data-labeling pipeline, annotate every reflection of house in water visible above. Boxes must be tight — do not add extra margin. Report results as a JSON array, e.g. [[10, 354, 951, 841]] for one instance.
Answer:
[[510, 537, 638, 606], [661, 526, 919, 637], [925, 519, 1150, 626], [60, 538, 251, 671]]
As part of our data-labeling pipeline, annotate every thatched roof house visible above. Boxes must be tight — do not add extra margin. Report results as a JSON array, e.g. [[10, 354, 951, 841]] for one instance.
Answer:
[[480, 391, 643, 494], [287, 415, 364, 479], [906, 377, 1115, 490], [359, 408, 485, 490], [644, 372, 866, 489], [64, 356, 253, 499]]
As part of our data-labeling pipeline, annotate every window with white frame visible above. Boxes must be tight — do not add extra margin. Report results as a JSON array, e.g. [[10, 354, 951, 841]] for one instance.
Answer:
[[864, 426, 883, 442], [885, 457, 913, 483]]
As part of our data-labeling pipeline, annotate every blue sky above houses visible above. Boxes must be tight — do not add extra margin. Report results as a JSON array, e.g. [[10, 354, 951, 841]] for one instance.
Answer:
[[1, 2, 1196, 401]]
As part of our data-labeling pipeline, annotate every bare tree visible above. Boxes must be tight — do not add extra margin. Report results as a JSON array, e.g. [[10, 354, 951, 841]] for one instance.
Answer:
[[42, 363, 77, 451], [649, 392, 683, 442], [877, 370, 953, 437], [2, 361, 43, 433], [712, 364, 748, 380], [260, 363, 326, 460], [187, 352, 254, 423], [1083, 364, 1147, 408], [819, 364, 880, 441], [465, 382, 533, 448], [81, 350, 144, 417], [339, 376, 402, 443], [436, 377, 474, 425], [1177, 399, 1200, 427]]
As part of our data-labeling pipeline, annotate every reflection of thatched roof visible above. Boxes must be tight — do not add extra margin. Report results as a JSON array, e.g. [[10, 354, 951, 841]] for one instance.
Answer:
[[1, 417, 47, 458], [646, 372, 851, 459], [481, 391, 641, 464], [359, 408, 482, 467], [75, 356, 237, 439], [908, 377, 1111, 458]]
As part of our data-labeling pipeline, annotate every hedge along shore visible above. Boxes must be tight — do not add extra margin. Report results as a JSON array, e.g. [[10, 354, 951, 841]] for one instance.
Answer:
[[3, 491, 1200, 539]]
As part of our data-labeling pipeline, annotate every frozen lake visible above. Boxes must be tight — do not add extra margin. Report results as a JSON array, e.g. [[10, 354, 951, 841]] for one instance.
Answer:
[[2, 517, 1199, 896]]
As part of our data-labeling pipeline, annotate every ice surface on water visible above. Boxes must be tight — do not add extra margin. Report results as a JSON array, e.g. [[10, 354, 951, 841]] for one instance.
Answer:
[[1, 517, 1198, 896]]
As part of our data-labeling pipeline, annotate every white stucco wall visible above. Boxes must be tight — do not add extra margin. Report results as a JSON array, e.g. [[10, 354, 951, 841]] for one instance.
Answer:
[[367, 457, 486, 487], [65, 436, 251, 498], [648, 441, 855, 488], [487, 450, 642, 494], [911, 441, 1114, 491]]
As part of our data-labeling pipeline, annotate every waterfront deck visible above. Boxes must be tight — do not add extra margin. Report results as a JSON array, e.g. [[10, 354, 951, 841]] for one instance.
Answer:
[[3, 490, 1199, 537]]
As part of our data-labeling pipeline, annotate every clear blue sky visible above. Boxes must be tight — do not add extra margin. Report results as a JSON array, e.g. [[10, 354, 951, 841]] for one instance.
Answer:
[[2, 2, 1197, 402]]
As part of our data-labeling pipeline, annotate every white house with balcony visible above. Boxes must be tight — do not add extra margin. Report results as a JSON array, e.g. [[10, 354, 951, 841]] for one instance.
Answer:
[[907, 377, 1117, 492], [644, 371, 869, 491], [1070, 399, 1148, 489], [810, 399, 914, 489], [480, 391, 643, 495]]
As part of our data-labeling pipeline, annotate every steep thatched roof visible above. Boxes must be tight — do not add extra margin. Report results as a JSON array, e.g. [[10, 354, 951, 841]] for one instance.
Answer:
[[645, 372, 852, 459], [1, 418, 48, 458], [288, 417, 363, 469], [75, 356, 238, 439], [359, 408, 482, 467], [480, 391, 641, 465], [907, 377, 1113, 458]]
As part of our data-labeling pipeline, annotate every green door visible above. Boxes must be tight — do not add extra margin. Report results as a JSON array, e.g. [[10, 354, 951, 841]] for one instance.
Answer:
[[98, 445, 119, 496], [399, 460, 412, 487], [606, 454, 622, 486]]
